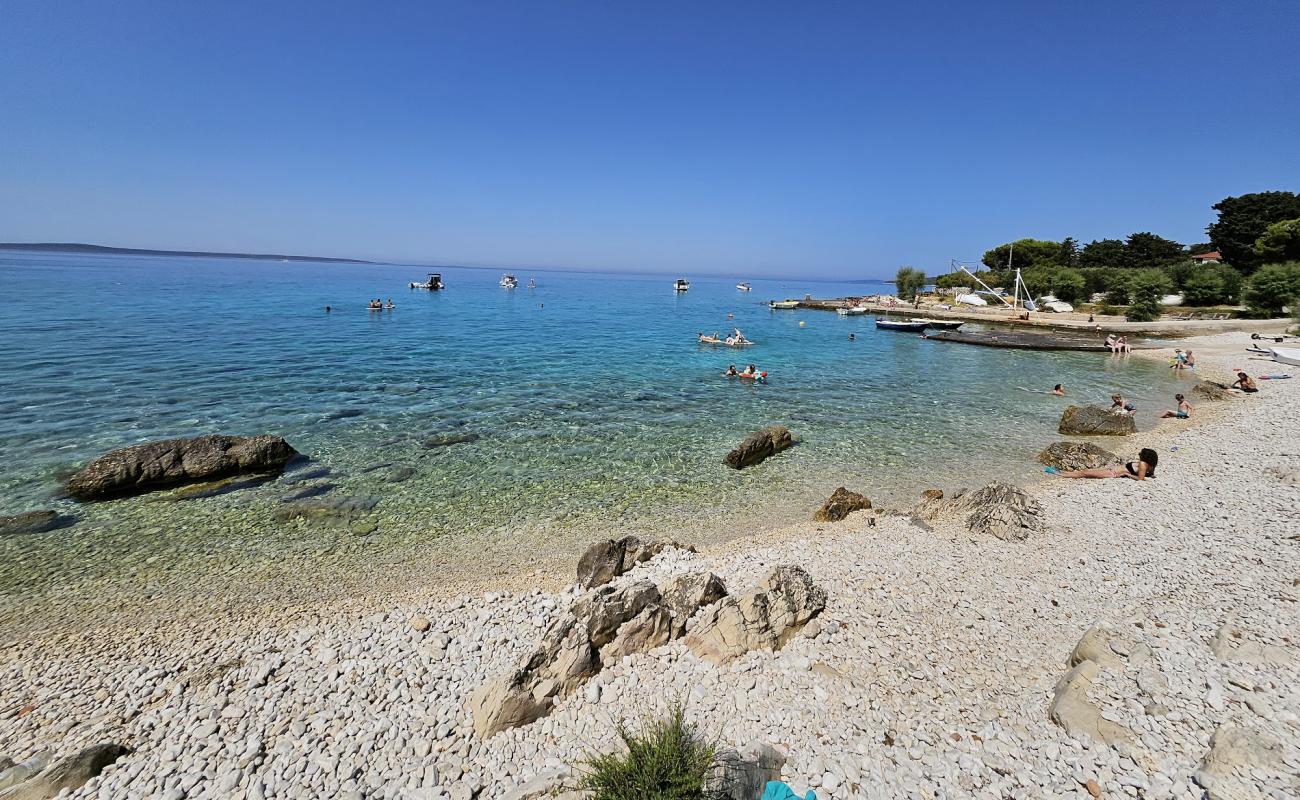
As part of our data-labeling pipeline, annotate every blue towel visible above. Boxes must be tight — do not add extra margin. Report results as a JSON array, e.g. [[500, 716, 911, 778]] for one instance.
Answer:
[[761, 781, 816, 800]]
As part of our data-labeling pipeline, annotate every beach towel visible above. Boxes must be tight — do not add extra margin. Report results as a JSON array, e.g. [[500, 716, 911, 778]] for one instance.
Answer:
[[761, 781, 816, 800]]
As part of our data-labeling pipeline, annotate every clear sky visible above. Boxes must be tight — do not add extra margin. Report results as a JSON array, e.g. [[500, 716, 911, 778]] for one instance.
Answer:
[[2, 1, 1297, 278]]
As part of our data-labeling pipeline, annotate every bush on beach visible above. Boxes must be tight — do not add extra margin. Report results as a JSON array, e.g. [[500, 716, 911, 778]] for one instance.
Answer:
[[1242, 261, 1300, 318], [579, 704, 718, 800]]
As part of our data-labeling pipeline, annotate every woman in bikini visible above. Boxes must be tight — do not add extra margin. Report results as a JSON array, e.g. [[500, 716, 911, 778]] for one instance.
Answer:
[[1050, 448, 1158, 481]]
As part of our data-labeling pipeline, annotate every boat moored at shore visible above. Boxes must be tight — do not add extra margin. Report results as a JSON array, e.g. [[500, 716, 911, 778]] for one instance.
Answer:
[[769, 300, 799, 309], [875, 318, 929, 332]]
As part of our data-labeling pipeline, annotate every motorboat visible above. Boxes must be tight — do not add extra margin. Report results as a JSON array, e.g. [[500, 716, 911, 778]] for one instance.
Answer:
[[769, 300, 799, 309], [409, 272, 444, 290], [500, 274, 518, 289], [837, 306, 867, 316], [1036, 295, 1074, 313], [1270, 347, 1300, 366], [674, 279, 690, 292], [913, 318, 963, 330], [875, 318, 928, 332], [736, 282, 752, 291]]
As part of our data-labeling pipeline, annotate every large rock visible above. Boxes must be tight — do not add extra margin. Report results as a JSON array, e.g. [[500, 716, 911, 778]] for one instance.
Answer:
[[0, 754, 49, 792], [1058, 405, 1136, 436], [915, 481, 1044, 542], [576, 536, 689, 589], [685, 565, 826, 664], [725, 425, 794, 469], [1048, 661, 1133, 747], [1195, 724, 1284, 799], [65, 435, 298, 500], [0, 511, 70, 537], [706, 742, 787, 800], [1038, 442, 1122, 472], [472, 573, 726, 738], [0, 744, 128, 800], [813, 487, 871, 522], [1192, 381, 1235, 402]]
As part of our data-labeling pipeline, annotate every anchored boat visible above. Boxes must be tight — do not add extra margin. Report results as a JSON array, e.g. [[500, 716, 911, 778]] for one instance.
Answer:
[[837, 306, 867, 316], [500, 274, 518, 289], [769, 300, 799, 309], [875, 318, 928, 332], [674, 279, 690, 292], [409, 272, 444, 290], [912, 318, 963, 330], [736, 282, 752, 291]]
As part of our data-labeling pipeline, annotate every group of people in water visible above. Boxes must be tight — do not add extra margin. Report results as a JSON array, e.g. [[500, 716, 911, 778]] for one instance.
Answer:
[[723, 363, 766, 381], [368, 298, 395, 310], [1170, 348, 1196, 369], [699, 328, 751, 347]]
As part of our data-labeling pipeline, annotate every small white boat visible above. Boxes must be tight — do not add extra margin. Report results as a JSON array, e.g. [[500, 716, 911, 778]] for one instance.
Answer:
[[837, 306, 867, 316], [409, 272, 444, 290], [769, 300, 799, 309], [955, 293, 987, 306], [674, 279, 690, 292], [1270, 347, 1300, 366], [736, 282, 752, 291], [500, 274, 518, 289]]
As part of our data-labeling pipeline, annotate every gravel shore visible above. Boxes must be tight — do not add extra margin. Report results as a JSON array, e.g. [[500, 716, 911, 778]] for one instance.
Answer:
[[2, 333, 1297, 799]]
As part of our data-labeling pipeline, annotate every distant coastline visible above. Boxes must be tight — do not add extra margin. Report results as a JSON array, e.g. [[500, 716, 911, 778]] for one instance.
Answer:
[[0, 242, 372, 264]]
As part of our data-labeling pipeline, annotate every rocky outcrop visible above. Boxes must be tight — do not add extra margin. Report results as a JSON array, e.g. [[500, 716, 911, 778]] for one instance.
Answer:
[[0, 743, 129, 800], [1038, 441, 1122, 472], [1209, 623, 1295, 666], [576, 535, 691, 589], [920, 488, 944, 500], [0, 511, 71, 537], [65, 435, 298, 500], [1192, 381, 1235, 402], [1058, 405, 1136, 436], [914, 481, 1044, 542], [706, 742, 787, 800], [0, 754, 49, 792], [1195, 724, 1284, 799], [471, 572, 727, 738], [1048, 660, 1134, 746], [685, 565, 826, 664], [725, 425, 794, 469], [813, 487, 871, 522]]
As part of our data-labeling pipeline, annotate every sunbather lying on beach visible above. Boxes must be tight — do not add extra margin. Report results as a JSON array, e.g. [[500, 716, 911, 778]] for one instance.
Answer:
[[1047, 448, 1158, 481], [1158, 393, 1192, 419]]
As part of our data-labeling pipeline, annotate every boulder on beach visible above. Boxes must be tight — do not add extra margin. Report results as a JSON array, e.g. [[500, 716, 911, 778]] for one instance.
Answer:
[[575, 535, 691, 589], [920, 488, 944, 500], [706, 742, 787, 800], [685, 565, 826, 664], [1192, 381, 1235, 402], [813, 487, 871, 522], [0, 743, 129, 800], [914, 481, 1044, 541], [725, 425, 794, 469], [1037, 441, 1122, 471], [0, 510, 72, 537], [65, 435, 298, 501], [1058, 405, 1136, 436]]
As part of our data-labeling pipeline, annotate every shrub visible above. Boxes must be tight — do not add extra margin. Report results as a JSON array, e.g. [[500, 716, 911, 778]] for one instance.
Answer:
[[1242, 262, 1300, 318], [1181, 271, 1227, 307], [579, 705, 718, 800], [1125, 271, 1172, 322]]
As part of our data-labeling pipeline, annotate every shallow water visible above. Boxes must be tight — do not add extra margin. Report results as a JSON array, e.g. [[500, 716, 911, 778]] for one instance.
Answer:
[[0, 251, 1190, 543]]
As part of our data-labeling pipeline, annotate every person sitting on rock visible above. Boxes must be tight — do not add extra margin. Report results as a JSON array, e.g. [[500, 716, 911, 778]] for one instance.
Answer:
[[1159, 393, 1193, 419], [1048, 448, 1158, 481]]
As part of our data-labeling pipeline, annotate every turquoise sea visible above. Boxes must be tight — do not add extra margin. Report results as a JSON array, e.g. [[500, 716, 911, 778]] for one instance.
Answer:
[[0, 250, 1189, 552]]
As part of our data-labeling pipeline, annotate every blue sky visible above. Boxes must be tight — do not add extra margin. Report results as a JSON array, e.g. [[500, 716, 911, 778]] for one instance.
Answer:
[[1, 1, 1297, 278]]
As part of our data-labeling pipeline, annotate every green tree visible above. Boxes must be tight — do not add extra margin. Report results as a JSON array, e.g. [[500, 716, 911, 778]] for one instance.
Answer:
[[1051, 269, 1087, 304], [981, 239, 1062, 271], [1125, 271, 1172, 322], [1164, 260, 1197, 291], [1241, 262, 1300, 317], [894, 266, 927, 301], [1208, 191, 1300, 273], [1253, 218, 1300, 263], [1125, 232, 1186, 268], [1079, 239, 1127, 269], [1057, 237, 1080, 268], [1187, 242, 1217, 256], [1181, 271, 1228, 306], [1104, 271, 1133, 305]]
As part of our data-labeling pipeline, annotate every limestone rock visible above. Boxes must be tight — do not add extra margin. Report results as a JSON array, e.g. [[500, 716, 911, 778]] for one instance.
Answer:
[[813, 487, 871, 522], [66, 434, 298, 500], [706, 742, 786, 800], [274, 495, 380, 526], [0, 511, 70, 537], [685, 565, 826, 664], [1038, 441, 1123, 471], [1067, 625, 1126, 670], [599, 605, 673, 663], [1195, 724, 1284, 799], [1048, 661, 1133, 747], [914, 481, 1044, 541], [469, 617, 597, 738], [502, 768, 573, 800], [1209, 624, 1294, 666], [0, 743, 129, 800], [725, 425, 794, 469], [1058, 405, 1137, 436], [571, 581, 662, 649], [575, 536, 689, 589], [920, 488, 944, 500], [1192, 381, 1235, 402], [659, 572, 728, 637], [0, 754, 49, 792]]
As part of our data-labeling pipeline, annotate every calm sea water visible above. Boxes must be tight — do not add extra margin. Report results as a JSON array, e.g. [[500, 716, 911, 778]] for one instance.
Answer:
[[0, 251, 1187, 536]]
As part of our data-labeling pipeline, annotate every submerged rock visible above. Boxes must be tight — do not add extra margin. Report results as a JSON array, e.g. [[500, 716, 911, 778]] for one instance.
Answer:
[[161, 473, 277, 501], [280, 482, 337, 502], [275, 495, 380, 526], [1038, 441, 1123, 471], [813, 487, 871, 522], [0, 510, 71, 536], [422, 432, 480, 449], [725, 425, 794, 469], [1058, 405, 1136, 436], [66, 434, 298, 500]]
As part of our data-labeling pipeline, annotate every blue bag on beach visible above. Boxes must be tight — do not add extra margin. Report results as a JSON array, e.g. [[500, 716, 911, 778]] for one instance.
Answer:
[[760, 780, 816, 800]]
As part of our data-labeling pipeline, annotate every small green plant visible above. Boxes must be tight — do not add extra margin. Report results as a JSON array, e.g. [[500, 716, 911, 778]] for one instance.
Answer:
[[579, 705, 718, 800]]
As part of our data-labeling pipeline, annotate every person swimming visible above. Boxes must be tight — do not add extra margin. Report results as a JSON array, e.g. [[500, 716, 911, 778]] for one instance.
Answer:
[[1110, 393, 1135, 414], [1159, 393, 1192, 419], [723, 364, 739, 377], [1052, 384, 1065, 396], [1049, 447, 1158, 481]]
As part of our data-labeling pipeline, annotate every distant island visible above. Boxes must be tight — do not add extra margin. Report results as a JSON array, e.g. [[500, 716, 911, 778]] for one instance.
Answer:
[[0, 242, 372, 264]]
